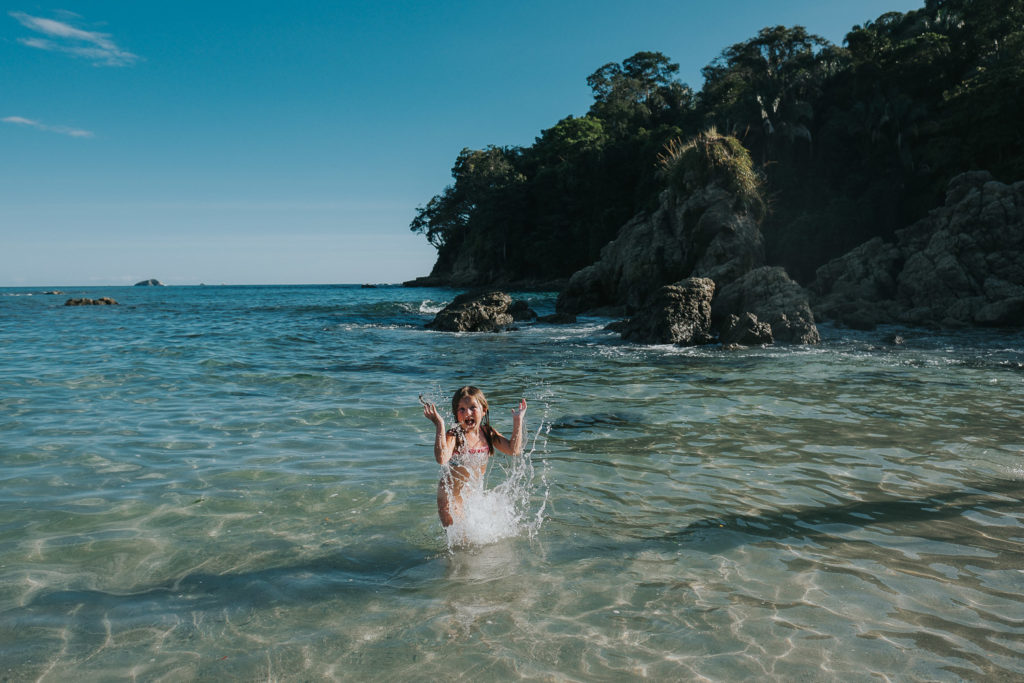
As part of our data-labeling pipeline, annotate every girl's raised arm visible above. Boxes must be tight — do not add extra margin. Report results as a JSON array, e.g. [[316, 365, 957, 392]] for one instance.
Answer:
[[494, 398, 528, 456], [422, 398, 454, 464]]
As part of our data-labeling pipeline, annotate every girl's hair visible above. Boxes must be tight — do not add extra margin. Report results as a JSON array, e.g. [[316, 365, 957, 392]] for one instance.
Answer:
[[451, 385, 494, 454]]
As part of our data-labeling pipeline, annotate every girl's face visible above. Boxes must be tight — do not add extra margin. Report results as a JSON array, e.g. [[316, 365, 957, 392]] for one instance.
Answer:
[[456, 397, 485, 431]]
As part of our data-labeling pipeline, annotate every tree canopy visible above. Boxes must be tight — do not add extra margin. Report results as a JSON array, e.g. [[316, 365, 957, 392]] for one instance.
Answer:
[[412, 1, 1024, 286]]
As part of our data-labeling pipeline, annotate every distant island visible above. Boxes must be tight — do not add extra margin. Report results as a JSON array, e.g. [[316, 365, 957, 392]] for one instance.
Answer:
[[134, 279, 164, 286], [407, 3, 1024, 330]]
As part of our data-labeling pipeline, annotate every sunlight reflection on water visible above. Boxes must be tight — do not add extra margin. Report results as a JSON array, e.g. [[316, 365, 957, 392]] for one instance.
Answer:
[[0, 286, 1022, 680]]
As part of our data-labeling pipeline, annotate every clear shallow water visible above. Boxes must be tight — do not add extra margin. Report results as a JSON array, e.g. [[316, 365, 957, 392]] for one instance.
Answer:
[[1, 285, 1022, 681]]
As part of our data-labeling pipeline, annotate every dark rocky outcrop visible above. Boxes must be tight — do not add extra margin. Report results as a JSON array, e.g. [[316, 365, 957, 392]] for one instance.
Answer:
[[537, 312, 577, 324], [426, 291, 515, 332], [812, 172, 1024, 329], [134, 279, 163, 286], [403, 275, 448, 287], [720, 312, 774, 346], [620, 278, 716, 345], [508, 300, 538, 321], [554, 133, 818, 346], [714, 267, 821, 344], [556, 182, 766, 316], [65, 297, 118, 306]]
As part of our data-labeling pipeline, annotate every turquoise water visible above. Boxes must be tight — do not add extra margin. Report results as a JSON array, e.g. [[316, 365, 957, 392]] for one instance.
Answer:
[[1, 285, 1022, 681]]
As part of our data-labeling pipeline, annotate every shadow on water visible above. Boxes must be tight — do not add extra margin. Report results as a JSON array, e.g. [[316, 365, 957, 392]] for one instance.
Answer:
[[549, 411, 643, 430], [9, 540, 446, 628], [668, 478, 1024, 551], [10, 481, 1023, 628]]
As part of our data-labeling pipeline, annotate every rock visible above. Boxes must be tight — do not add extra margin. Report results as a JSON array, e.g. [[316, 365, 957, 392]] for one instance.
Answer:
[[719, 312, 774, 346], [714, 267, 821, 344], [553, 132, 818, 345], [537, 312, 577, 324], [508, 300, 538, 321], [426, 290, 514, 332], [41, 290, 64, 295], [557, 182, 766, 315], [812, 172, 1024, 328], [975, 296, 1024, 326], [402, 275, 449, 287], [811, 237, 903, 328], [620, 278, 716, 346], [134, 279, 163, 286], [65, 297, 118, 306]]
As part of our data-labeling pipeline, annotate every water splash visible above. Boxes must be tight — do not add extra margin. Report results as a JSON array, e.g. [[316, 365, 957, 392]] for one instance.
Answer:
[[419, 300, 444, 315], [435, 392, 551, 550]]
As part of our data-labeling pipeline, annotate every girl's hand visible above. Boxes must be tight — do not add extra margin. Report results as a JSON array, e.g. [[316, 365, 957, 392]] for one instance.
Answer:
[[512, 398, 527, 420], [422, 398, 444, 427]]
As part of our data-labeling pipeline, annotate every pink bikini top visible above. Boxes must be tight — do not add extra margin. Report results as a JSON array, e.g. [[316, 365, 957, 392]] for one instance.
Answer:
[[449, 444, 490, 469]]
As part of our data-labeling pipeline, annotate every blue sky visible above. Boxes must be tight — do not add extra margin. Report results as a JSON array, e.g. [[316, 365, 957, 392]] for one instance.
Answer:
[[2, 1, 924, 286]]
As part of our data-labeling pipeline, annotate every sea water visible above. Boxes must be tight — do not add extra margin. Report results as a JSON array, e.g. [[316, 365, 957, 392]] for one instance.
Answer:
[[1, 284, 1022, 680]]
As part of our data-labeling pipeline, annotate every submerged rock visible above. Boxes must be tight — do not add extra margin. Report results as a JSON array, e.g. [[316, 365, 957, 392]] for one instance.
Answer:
[[426, 291, 514, 332]]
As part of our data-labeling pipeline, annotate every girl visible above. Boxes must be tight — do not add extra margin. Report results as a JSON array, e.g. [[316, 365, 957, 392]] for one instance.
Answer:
[[422, 386, 527, 527]]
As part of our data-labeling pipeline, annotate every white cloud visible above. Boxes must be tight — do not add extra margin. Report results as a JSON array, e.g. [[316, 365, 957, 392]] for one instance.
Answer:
[[9, 11, 139, 66], [2, 115, 94, 138]]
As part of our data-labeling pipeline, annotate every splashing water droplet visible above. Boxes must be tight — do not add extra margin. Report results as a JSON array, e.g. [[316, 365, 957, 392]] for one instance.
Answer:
[[442, 399, 551, 550]]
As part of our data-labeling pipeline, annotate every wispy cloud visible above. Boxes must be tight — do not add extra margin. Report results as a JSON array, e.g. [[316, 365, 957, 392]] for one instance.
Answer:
[[9, 11, 139, 66], [2, 116, 94, 138]]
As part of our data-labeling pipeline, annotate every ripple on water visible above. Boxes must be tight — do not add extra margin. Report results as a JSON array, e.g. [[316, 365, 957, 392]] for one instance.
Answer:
[[1, 287, 1022, 679]]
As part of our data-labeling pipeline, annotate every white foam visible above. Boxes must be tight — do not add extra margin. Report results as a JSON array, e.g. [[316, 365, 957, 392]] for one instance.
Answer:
[[419, 300, 444, 314], [444, 424, 550, 550]]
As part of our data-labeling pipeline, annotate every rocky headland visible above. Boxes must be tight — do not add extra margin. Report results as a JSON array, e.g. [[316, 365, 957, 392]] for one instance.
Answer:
[[414, 146, 1021, 344], [555, 131, 820, 346], [811, 171, 1024, 329]]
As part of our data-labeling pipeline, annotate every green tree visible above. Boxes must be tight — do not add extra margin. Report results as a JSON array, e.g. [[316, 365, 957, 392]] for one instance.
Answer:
[[700, 26, 833, 165], [586, 51, 694, 136], [532, 115, 608, 164], [410, 145, 526, 274]]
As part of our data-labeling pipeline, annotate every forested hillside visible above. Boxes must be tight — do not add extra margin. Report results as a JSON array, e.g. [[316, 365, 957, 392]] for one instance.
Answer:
[[410, 0, 1024, 286]]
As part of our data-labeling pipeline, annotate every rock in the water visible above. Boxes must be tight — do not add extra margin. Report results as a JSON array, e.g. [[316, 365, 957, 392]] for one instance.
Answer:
[[557, 182, 766, 316], [426, 291, 514, 332], [134, 279, 163, 286], [554, 132, 818, 345], [537, 312, 577, 324], [620, 278, 716, 346], [508, 299, 538, 321], [714, 267, 820, 344], [65, 297, 118, 306], [719, 312, 774, 346]]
